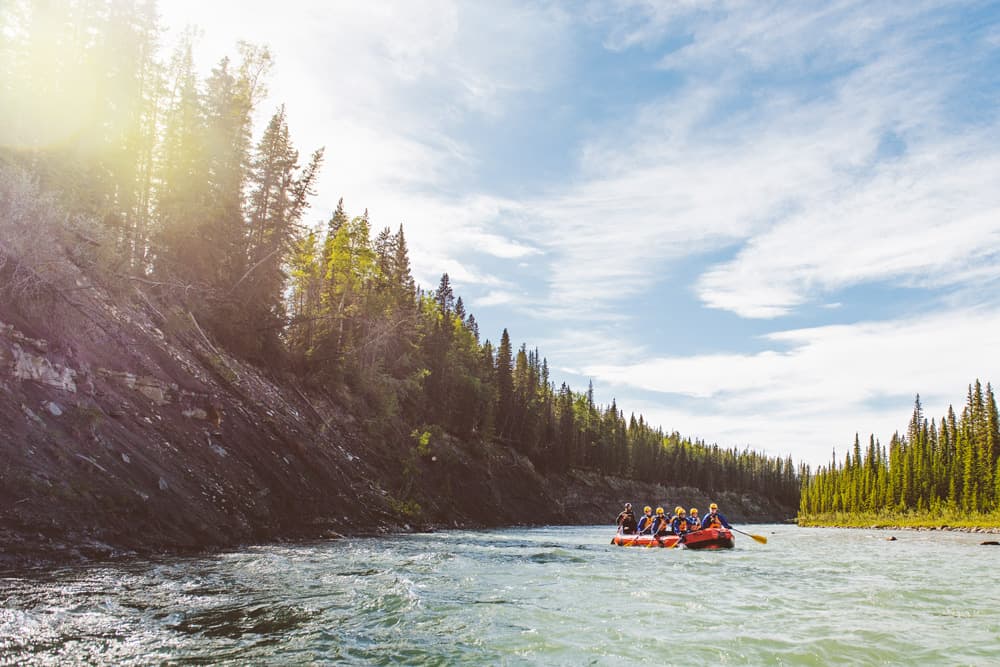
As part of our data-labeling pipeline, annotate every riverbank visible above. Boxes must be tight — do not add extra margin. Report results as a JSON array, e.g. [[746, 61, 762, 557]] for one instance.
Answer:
[[797, 511, 1000, 532]]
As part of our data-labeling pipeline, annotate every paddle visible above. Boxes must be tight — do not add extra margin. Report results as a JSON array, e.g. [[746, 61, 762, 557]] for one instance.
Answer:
[[730, 527, 768, 544]]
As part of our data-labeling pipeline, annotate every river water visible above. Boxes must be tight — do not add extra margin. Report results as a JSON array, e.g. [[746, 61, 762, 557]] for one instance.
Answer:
[[2, 524, 999, 665]]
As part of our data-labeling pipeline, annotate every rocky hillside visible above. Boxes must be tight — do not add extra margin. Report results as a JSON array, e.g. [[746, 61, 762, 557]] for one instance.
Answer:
[[0, 175, 794, 570]]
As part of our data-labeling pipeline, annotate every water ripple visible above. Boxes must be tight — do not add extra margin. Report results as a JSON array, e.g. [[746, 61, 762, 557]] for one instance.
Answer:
[[3, 525, 1000, 664]]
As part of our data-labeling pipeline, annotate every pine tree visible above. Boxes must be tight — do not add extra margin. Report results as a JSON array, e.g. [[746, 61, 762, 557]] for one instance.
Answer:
[[238, 105, 323, 356], [325, 198, 348, 250], [496, 329, 514, 439], [201, 44, 271, 290], [435, 273, 455, 318], [320, 213, 376, 370], [287, 230, 324, 359], [987, 384, 1000, 509], [391, 225, 416, 309], [155, 30, 209, 280]]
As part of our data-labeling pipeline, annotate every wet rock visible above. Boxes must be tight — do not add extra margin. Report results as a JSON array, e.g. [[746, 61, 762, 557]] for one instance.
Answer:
[[981, 541, 1000, 546], [886, 536, 897, 541]]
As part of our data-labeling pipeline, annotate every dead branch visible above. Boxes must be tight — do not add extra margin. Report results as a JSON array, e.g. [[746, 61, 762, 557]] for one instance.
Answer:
[[228, 247, 282, 296]]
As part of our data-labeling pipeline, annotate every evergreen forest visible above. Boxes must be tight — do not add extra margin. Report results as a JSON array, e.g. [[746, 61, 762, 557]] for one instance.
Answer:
[[799, 381, 1000, 526], [0, 1, 800, 508]]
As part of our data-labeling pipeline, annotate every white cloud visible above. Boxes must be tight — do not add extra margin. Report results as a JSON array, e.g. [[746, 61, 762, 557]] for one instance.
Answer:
[[697, 137, 1000, 318], [497, 2, 1000, 324], [475, 290, 518, 307], [464, 231, 541, 260], [583, 307, 1000, 464]]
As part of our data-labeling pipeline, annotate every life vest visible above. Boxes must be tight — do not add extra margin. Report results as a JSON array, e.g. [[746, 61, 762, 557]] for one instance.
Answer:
[[689, 513, 699, 528], [637, 515, 653, 533], [704, 513, 722, 529]]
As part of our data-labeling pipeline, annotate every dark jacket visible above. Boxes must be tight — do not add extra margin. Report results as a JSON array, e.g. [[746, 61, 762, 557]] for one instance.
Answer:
[[616, 510, 637, 533], [701, 510, 731, 530]]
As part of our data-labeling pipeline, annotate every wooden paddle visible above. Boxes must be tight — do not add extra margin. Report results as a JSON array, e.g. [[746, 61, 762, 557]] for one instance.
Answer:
[[731, 527, 768, 544]]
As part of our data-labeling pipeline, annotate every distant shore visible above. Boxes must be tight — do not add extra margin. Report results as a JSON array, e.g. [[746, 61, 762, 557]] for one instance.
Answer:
[[797, 513, 1000, 533]]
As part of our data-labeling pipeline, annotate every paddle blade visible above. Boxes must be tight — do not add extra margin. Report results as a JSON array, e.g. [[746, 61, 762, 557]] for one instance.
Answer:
[[750, 533, 768, 544]]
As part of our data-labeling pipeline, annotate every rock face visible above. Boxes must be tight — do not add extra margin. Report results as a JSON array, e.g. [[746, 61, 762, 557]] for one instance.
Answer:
[[10, 342, 77, 392], [0, 279, 795, 570]]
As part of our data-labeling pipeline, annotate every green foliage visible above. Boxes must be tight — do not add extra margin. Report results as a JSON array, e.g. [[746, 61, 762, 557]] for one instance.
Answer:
[[411, 428, 432, 457], [388, 496, 423, 519], [800, 382, 1000, 525]]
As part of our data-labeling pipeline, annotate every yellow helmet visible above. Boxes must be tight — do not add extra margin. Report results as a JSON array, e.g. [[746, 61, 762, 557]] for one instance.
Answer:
[[710, 502, 718, 510], [655, 507, 665, 515], [690, 508, 698, 514], [644, 506, 652, 513], [674, 506, 684, 515]]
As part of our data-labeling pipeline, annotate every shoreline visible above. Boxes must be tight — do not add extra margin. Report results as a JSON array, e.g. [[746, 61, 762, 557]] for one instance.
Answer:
[[796, 522, 1000, 533]]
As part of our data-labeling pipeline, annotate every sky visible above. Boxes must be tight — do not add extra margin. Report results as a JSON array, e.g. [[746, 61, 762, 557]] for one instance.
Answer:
[[157, 0, 1000, 466]]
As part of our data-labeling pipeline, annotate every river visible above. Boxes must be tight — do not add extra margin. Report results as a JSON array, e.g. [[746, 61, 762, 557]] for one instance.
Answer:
[[2, 524, 999, 665]]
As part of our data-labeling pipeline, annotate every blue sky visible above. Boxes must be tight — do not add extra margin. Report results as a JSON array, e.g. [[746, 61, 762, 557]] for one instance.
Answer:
[[160, 0, 1000, 465]]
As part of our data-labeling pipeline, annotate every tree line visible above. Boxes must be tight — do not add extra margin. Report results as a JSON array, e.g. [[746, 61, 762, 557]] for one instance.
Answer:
[[0, 0, 799, 507], [800, 381, 1000, 519]]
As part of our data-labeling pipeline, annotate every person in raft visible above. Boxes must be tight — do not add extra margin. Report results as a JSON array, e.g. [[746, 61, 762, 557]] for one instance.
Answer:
[[701, 502, 732, 530], [636, 506, 655, 534], [670, 507, 692, 542], [688, 507, 700, 529], [616, 503, 637, 534], [652, 507, 671, 536]]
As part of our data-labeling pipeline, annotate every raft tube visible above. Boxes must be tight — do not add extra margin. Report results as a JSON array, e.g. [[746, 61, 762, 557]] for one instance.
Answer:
[[611, 527, 735, 550]]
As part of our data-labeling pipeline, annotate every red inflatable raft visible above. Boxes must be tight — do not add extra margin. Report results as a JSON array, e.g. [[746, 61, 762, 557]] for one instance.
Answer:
[[611, 527, 735, 550]]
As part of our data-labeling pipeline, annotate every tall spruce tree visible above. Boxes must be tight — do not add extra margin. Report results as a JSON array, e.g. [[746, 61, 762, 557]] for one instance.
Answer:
[[239, 105, 323, 355]]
